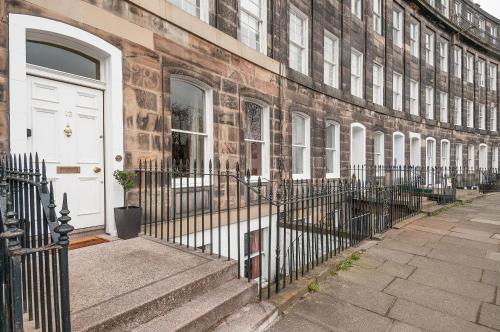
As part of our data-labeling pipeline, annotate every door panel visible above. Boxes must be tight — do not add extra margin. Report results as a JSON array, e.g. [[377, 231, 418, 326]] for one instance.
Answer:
[[27, 75, 105, 230]]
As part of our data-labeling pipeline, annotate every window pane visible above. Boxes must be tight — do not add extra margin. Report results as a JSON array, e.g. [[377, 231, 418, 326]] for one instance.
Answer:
[[247, 142, 262, 176], [171, 80, 205, 133], [326, 124, 335, 149], [245, 102, 263, 140], [326, 150, 334, 174], [292, 116, 305, 145], [240, 11, 260, 50], [292, 146, 304, 174], [172, 132, 204, 167], [26, 40, 100, 79]]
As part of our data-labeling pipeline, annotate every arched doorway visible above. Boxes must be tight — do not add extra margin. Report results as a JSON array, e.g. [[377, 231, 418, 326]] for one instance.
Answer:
[[9, 14, 124, 235]]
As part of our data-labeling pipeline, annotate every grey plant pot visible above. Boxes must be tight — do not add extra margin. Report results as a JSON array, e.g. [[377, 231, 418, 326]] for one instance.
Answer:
[[114, 206, 142, 240]]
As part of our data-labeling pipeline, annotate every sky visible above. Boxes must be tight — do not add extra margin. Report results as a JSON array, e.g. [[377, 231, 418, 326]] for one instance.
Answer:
[[473, 0, 500, 19]]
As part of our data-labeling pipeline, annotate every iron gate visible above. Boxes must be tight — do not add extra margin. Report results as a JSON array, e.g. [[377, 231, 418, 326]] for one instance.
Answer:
[[0, 154, 73, 332]]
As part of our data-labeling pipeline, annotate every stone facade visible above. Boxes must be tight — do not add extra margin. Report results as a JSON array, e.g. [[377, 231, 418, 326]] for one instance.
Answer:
[[0, 0, 499, 180]]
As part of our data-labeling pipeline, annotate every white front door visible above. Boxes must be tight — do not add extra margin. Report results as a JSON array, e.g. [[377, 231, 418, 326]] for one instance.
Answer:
[[27, 75, 105, 229]]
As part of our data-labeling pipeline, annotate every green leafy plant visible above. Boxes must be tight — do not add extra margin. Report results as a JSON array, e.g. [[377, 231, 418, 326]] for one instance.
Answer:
[[113, 170, 135, 208], [307, 281, 320, 293], [351, 251, 362, 261], [336, 259, 353, 271]]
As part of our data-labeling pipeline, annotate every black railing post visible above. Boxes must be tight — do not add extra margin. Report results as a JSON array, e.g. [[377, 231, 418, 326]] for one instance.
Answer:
[[54, 193, 74, 332], [1, 199, 24, 332]]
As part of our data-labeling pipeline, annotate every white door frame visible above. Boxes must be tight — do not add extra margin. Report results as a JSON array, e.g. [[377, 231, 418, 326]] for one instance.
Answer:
[[9, 14, 124, 236]]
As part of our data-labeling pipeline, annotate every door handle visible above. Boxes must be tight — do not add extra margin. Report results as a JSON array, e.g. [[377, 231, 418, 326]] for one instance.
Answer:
[[93, 166, 102, 173]]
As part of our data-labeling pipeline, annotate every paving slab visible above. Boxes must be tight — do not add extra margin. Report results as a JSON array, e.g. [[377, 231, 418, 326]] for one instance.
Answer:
[[412, 218, 456, 231], [267, 313, 329, 332], [427, 247, 500, 271], [290, 293, 393, 332], [407, 224, 449, 236], [424, 238, 489, 258], [408, 255, 483, 281], [388, 299, 494, 332], [388, 321, 423, 332], [384, 278, 481, 322], [377, 260, 416, 279], [379, 239, 432, 256], [437, 235, 499, 252], [392, 229, 441, 246], [447, 230, 500, 246], [478, 303, 500, 330], [320, 278, 396, 315], [408, 268, 496, 303], [481, 270, 500, 287], [352, 253, 386, 269], [367, 246, 415, 265], [337, 265, 395, 291]]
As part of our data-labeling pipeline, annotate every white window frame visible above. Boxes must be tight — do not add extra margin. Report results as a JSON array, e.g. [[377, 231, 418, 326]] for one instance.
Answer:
[[425, 86, 434, 119], [239, 0, 267, 53], [426, 137, 437, 171], [289, 6, 308, 75], [325, 121, 341, 179], [489, 64, 497, 91], [478, 60, 486, 87], [439, 41, 448, 72], [393, 72, 403, 111], [466, 11, 473, 23], [455, 1, 462, 20], [491, 107, 497, 132], [439, 92, 448, 123], [170, 76, 214, 187], [454, 47, 462, 79], [393, 131, 406, 167], [410, 22, 420, 58], [350, 123, 367, 170], [409, 132, 421, 167], [479, 19, 485, 36], [466, 100, 474, 128], [456, 143, 463, 172], [170, 0, 209, 22], [351, 48, 364, 98], [373, 0, 382, 34], [292, 112, 311, 179], [410, 80, 419, 115], [373, 63, 384, 105], [479, 103, 486, 129], [393, 10, 403, 48], [425, 32, 434, 66], [441, 139, 450, 169], [351, 0, 362, 19], [374, 131, 385, 173], [466, 53, 474, 83], [468, 144, 475, 171], [492, 147, 498, 170], [244, 99, 271, 181], [454, 96, 462, 126], [442, 0, 449, 17], [324, 31, 339, 88]]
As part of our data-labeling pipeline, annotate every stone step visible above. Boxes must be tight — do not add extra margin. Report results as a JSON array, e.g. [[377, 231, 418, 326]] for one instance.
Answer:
[[72, 252, 239, 331], [133, 278, 258, 332], [214, 301, 278, 332]]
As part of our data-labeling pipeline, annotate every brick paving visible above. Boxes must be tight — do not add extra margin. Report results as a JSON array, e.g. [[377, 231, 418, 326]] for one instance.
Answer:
[[269, 193, 500, 332]]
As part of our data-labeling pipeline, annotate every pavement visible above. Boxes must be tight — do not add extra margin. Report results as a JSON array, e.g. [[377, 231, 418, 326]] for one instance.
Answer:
[[268, 193, 500, 332]]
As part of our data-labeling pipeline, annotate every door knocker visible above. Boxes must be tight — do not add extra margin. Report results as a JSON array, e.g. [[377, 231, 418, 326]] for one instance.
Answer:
[[64, 124, 72, 137]]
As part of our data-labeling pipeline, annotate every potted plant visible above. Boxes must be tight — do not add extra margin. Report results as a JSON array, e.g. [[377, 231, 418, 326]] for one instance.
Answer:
[[113, 170, 142, 240]]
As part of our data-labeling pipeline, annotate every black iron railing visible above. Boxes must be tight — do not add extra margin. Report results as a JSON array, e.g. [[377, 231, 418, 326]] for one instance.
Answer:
[[0, 154, 73, 332], [135, 160, 422, 299]]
